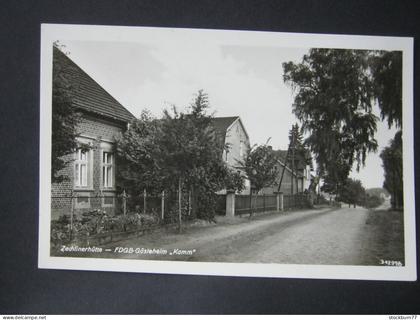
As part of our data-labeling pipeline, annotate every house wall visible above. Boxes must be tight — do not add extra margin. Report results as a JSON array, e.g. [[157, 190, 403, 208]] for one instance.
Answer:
[[223, 120, 251, 194], [302, 165, 312, 190], [262, 164, 300, 195], [224, 120, 249, 169], [51, 115, 126, 220]]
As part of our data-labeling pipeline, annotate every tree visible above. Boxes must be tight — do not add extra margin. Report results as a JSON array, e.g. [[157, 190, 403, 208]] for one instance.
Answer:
[[370, 51, 403, 129], [51, 44, 82, 183], [365, 194, 384, 209], [277, 124, 309, 195], [115, 110, 163, 195], [338, 178, 366, 208], [288, 123, 307, 195], [380, 131, 403, 209], [283, 49, 403, 197], [240, 143, 279, 218], [157, 90, 237, 227], [224, 169, 246, 193], [116, 90, 238, 228], [283, 49, 379, 190]]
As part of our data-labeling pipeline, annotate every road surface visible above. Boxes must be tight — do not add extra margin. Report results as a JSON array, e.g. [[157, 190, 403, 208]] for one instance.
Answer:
[[102, 205, 387, 265]]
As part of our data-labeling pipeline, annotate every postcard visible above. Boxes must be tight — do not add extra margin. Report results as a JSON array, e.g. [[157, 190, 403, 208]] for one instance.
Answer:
[[39, 23, 416, 280]]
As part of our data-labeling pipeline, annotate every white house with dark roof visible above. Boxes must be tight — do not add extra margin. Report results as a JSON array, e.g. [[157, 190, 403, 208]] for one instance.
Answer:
[[211, 116, 251, 194], [51, 47, 135, 219]]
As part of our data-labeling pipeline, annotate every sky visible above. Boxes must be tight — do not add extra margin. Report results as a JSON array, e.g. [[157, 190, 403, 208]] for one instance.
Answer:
[[61, 37, 398, 189]]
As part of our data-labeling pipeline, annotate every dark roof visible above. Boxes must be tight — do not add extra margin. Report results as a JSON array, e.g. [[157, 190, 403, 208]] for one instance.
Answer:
[[210, 117, 239, 136], [272, 148, 312, 172], [272, 149, 288, 163], [53, 47, 135, 123]]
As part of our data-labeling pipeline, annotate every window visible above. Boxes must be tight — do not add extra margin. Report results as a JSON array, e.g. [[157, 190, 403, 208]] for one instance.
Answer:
[[239, 141, 244, 158], [75, 149, 89, 188], [102, 152, 114, 188]]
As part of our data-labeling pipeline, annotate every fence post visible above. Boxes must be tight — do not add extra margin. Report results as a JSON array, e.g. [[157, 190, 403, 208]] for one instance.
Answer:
[[226, 190, 235, 218], [143, 189, 147, 214], [161, 190, 165, 221], [122, 190, 127, 216], [263, 193, 266, 212], [279, 192, 284, 211]]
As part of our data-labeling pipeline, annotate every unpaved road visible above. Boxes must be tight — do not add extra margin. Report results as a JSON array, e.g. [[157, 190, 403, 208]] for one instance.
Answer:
[[99, 206, 386, 265]]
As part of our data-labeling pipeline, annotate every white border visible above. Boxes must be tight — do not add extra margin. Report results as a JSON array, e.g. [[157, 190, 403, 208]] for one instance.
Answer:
[[39, 23, 416, 281]]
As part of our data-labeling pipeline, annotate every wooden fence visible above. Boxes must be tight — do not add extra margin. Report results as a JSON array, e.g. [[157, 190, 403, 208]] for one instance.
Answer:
[[216, 192, 312, 217], [235, 194, 277, 216]]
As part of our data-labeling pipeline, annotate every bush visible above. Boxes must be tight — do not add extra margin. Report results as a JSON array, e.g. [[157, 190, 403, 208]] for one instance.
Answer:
[[365, 195, 384, 208], [50, 209, 161, 248]]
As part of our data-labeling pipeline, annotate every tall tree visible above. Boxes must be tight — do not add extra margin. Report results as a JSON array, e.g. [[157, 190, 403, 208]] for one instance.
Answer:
[[51, 44, 82, 183], [370, 51, 403, 129], [380, 131, 403, 209], [283, 49, 379, 190], [157, 90, 236, 227], [288, 123, 307, 195], [115, 110, 163, 195], [240, 143, 279, 218]]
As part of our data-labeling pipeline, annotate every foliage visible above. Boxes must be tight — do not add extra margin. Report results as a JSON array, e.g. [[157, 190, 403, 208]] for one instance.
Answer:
[[370, 51, 403, 129], [238, 143, 278, 218], [365, 194, 384, 209], [115, 90, 238, 222], [288, 123, 310, 193], [283, 49, 403, 195], [283, 49, 379, 191], [337, 178, 366, 207], [157, 90, 233, 221], [115, 110, 163, 195], [224, 169, 246, 193], [320, 158, 351, 195], [380, 131, 403, 209], [366, 187, 390, 198], [50, 210, 160, 248], [240, 144, 279, 192], [288, 124, 305, 154], [51, 44, 82, 183]]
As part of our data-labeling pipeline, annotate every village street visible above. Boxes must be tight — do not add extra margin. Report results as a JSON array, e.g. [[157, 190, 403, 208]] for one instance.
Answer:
[[100, 202, 402, 266]]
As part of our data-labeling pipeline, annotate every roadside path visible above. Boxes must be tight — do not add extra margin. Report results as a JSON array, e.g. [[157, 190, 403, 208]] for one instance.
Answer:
[[102, 206, 375, 265]]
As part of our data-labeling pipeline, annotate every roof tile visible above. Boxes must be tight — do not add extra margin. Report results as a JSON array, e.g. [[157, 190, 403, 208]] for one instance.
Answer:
[[53, 47, 135, 123]]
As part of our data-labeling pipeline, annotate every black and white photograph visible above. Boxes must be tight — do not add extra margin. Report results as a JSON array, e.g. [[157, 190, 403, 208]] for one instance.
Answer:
[[38, 24, 415, 281]]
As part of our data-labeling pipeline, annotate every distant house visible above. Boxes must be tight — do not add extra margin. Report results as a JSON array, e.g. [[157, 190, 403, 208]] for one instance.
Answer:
[[51, 47, 135, 220], [262, 148, 313, 195], [211, 116, 251, 194]]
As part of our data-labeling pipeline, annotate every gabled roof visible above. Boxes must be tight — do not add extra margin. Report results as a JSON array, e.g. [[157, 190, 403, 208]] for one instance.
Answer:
[[272, 149, 288, 163], [272, 148, 313, 171], [210, 117, 239, 137], [211, 116, 249, 140], [53, 46, 135, 123]]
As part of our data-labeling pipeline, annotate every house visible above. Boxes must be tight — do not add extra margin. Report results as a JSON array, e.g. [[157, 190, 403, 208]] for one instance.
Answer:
[[51, 47, 135, 220], [262, 148, 313, 195], [211, 116, 251, 194]]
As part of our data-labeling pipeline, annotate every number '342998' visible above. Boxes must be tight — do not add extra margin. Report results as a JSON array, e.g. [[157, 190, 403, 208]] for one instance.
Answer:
[[379, 259, 403, 267]]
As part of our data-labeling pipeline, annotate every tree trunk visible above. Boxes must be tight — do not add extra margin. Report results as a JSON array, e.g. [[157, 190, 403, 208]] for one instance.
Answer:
[[249, 192, 258, 219], [277, 144, 290, 193]]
